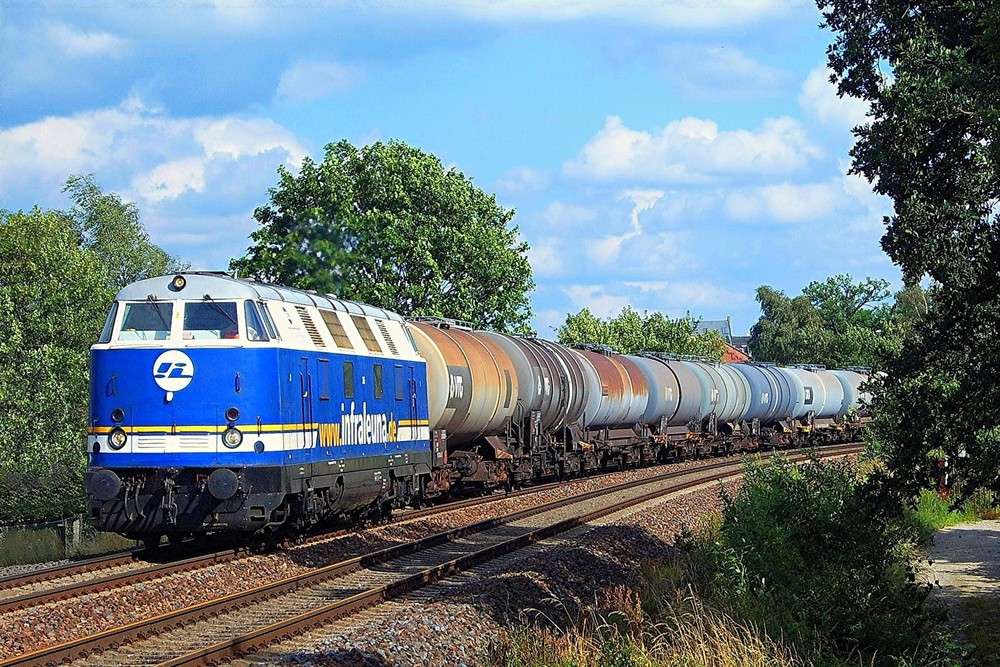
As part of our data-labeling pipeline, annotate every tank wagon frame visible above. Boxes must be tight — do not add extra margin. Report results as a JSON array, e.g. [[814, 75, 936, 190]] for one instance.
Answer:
[[84, 273, 870, 543]]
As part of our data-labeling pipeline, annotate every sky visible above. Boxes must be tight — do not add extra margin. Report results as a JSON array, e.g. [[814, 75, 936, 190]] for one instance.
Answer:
[[0, 0, 898, 338]]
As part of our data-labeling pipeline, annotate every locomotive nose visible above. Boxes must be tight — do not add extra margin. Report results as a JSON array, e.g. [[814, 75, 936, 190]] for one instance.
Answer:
[[89, 469, 123, 501]]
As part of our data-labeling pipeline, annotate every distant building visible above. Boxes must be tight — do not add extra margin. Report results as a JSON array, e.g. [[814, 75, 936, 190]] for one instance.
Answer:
[[696, 316, 751, 362]]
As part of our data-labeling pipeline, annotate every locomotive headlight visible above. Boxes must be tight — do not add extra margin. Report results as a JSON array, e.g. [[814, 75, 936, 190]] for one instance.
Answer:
[[225, 407, 240, 423], [170, 275, 187, 291], [108, 427, 127, 450], [111, 408, 125, 424], [222, 427, 243, 449]]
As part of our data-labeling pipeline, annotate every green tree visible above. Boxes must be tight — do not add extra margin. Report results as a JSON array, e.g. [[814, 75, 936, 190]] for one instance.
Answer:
[[0, 177, 183, 523], [749, 275, 896, 368], [819, 0, 1000, 499], [231, 140, 534, 333], [64, 174, 187, 292], [0, 208, 111, 523], [749, 286, 834, 365], [556, 306, 726, 359]]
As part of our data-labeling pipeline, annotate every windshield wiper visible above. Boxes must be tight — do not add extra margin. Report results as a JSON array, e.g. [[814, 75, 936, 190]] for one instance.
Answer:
[[147, 295, 170, 329], [202, 295, 238, 327]]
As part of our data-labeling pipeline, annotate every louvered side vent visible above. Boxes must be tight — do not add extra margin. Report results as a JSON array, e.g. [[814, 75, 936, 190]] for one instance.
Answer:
[[376, 319, 399, 355], [294, 306, 326, 347]]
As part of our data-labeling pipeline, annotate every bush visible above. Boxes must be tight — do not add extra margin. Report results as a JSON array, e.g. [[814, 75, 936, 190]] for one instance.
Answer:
[[689, 455, 961, 666]]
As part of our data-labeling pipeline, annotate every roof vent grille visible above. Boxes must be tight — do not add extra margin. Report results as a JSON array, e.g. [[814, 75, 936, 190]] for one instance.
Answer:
[[376, 319, 399, 356], [295, 306, 326, 347]]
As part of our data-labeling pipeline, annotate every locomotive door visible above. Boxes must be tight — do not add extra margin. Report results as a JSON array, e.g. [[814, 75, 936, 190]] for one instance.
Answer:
[[408, 366, 418, 435], [299, 357, 315, 458]]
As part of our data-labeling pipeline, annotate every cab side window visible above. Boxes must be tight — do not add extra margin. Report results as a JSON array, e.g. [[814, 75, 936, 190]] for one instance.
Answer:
[[244, 301, 270, 341]]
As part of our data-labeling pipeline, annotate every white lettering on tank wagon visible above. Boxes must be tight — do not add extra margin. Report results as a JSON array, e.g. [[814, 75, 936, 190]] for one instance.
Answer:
[[449, 373, 465, 400]]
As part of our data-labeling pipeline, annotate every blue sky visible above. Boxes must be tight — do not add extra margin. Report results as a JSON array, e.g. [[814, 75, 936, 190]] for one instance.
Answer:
[[0, 1, 897, 338]]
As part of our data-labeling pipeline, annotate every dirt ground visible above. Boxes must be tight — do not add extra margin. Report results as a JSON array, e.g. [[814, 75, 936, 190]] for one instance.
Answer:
[[926, 520, 1000, 665]]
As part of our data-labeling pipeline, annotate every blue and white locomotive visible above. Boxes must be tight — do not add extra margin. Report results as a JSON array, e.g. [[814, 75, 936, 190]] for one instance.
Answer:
[[86, 272, 439, 543], [86, 272, 870, 543]]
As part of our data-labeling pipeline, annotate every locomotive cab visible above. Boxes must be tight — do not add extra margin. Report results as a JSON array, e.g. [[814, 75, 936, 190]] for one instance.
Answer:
[[86, 272, 434, 542]]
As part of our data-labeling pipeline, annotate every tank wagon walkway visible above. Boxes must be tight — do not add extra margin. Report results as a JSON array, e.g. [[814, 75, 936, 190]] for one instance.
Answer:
[[926, 519, 1000, 664]]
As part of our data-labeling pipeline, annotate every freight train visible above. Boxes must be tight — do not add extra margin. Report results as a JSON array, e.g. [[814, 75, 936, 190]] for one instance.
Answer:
[[85, 272, 869, 544]]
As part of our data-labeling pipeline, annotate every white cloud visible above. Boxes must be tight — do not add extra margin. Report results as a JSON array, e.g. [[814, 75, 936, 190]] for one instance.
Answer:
[[526, 237, 566, 278], [497, 166, 551, 195], [47, 23, 130, 58], [0, 98, 307, 206], [661, 46, 789, 99], [542, 201, 596, 229], [276, 61, 364, 105], [657, 281, 746, 310], [725, 182, 841, 223], [799, 64, 869, 131], [561, 285, 632, 318], [162, 0, 792, 29], [133, 158, 208, 203], [585, 189, 663, 265], [623, 280, 669, 292], [564, 115, 821, 183], [406, 0, 793, 28]]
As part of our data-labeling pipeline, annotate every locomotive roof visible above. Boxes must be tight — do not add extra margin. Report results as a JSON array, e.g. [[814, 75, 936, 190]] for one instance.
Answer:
[[115, 272, 406, 322]]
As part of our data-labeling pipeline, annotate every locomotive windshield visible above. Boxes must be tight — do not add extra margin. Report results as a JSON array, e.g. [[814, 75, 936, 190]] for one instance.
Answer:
[[119, 302, 173, 340], [183, 301, 239, 339]]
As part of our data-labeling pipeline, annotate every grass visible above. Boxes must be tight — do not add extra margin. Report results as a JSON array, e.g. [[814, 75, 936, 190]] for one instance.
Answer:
[[488, 581, 807, 667], [961, 596, 1000, 667], [905, 490, 979, 543], [0, 520, 134, 567]]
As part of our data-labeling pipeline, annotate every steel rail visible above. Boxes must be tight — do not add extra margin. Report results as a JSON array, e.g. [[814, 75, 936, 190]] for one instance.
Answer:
[[0, 441, 857, 613], [1, 443, 861, 667], [165, 444, 863, 667]]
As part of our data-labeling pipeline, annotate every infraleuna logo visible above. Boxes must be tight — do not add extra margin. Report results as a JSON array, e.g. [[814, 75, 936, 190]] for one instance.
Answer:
[[153, 350, 195, 391]]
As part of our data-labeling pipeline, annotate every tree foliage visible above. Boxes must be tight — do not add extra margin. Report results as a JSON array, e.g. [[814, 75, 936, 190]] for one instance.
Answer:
[[556, 306, 727, 360], [231, 140, 534, 333], [819, 0, 1000, 499], [0, 208, 111, 523], [64, 174, 187, 292], [0, 177, 179, 523], [749, 274, 902, 368]]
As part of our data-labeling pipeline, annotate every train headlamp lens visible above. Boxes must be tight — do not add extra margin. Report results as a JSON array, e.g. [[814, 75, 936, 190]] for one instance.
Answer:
[[108, 428, 127, 450], [225, 407, 240, 422], [222, 427, 243, 448], [170, 275, 187, 291], [111, 408, 125, 423]]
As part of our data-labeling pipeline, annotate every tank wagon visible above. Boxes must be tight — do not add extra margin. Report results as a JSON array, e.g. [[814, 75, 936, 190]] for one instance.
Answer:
[[85, 273, 869, 544]]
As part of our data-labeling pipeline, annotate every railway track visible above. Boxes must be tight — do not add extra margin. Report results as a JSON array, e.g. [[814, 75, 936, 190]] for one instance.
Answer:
[[0, 443, 834, 614], [2, 443, 860, 667]]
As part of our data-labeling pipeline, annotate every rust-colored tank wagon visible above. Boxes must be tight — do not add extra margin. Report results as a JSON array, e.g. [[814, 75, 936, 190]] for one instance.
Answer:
[[616, 354, 652, 427], [407, 322, 519, 446], [571, 348, 650, 430], [624, 355, 681, 429], [478, 333, 578, 432]]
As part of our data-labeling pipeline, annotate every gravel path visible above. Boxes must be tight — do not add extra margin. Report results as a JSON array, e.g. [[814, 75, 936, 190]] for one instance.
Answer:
[[233, 479, 740, 667], [926, 520, 1000, 665]]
